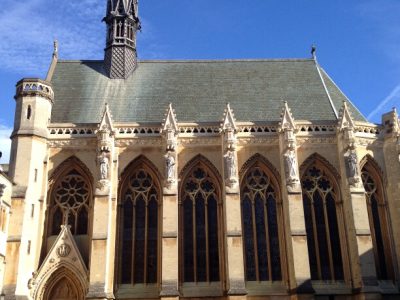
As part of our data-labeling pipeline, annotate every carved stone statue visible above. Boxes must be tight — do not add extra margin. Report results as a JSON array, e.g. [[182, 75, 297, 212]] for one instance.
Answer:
[[225, 150, 237, 182], [99, 154, 109, 180], [165, 153, 175, 182], [346, 150, 358, 179], [284, 150, 298, 183], [345, 150, 361, 187], [224, 125, 237, 151]]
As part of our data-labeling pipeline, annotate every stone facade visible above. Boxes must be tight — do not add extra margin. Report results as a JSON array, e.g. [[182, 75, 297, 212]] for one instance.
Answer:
[[3, 1, 400, 299], [3, 85, 400, 299], [0, 167, 12, 297]]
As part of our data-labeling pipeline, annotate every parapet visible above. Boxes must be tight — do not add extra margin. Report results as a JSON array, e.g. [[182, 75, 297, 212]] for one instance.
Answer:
[[15, 78, 54, 102]]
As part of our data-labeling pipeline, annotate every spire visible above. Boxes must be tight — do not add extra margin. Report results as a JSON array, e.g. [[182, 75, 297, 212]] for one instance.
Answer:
[[280, 101, 296, 132], [103, 0, 141, 79], [338, 101, 355, 131], [162, 103, 179, 133], [221, 103, 237, 132], [99, 103, 115, 133]]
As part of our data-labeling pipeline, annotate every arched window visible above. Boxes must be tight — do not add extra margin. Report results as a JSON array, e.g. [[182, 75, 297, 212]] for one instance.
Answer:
[[240, 160, 283, 282], [119, 160, 160, 285], [301, 158, 345, 281], [361, 159, 394, 280], [48, 163, 92, 237], [180, 159, 222, 283]]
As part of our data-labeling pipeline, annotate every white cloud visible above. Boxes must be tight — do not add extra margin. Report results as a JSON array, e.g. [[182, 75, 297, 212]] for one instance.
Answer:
[[0, 0, 166, 76], [0, 125, 12, 165], [0, 0, 105, 76]]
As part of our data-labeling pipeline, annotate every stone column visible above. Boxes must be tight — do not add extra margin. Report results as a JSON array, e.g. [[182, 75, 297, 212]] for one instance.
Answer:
[[87, 105, 116, 299], [221, 105, 246, 296], [382, 110, 400, 288], [337, 103, 373, 290], [279, 102, 312, 293], [160, 104, 179, 298], [160, 151, 179, 298]]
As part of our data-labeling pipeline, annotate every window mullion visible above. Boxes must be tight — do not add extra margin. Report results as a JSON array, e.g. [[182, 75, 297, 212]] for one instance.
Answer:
[[251, 197, 260, 281], [322, 193, 335, 280], [131, 201, 136, 285], [310, 192, 322, 280], [144, 200, 149, 284], [192, 198, 197, 283], [205, 197, 210, 282], [263, 194, 272, 281], [367, 200, 381, 278]]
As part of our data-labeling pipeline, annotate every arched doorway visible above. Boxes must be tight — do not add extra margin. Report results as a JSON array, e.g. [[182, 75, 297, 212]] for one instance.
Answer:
[[41, 267, 86, 300], [46, 277, 78, 300]]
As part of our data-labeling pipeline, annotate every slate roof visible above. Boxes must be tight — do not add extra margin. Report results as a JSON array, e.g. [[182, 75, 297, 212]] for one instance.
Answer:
[[50, 59, 366, 124]]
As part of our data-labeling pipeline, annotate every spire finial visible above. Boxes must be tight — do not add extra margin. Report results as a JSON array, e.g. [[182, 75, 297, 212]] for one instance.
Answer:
[[311, 45, 316, 59], [53, 40, 58, 59]]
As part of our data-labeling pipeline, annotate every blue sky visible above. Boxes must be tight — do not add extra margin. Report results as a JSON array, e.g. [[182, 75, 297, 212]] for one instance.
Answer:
[[1, 0, 400, 164]]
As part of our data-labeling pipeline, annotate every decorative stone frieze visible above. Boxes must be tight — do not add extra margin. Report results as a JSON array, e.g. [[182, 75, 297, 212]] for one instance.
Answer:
[[221, 104, 239, 193], [115, 138, 163, 147], [279, 102, 300, 192]]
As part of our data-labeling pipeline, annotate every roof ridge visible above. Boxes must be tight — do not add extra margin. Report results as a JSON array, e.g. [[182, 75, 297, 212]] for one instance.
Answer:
[[318, 67, 367, 121], [56, 58, 316, 63], [314, 61, 338, 119]]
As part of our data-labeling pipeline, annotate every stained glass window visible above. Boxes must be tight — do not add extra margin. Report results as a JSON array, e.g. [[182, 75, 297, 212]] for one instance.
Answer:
[[49, 169, 91, 236], [241, 164, 282, 282], [361, 162, 394, 280], [181, 164, 220, 283], [301, 164, 344, 281], [121, 167, 159, 285]]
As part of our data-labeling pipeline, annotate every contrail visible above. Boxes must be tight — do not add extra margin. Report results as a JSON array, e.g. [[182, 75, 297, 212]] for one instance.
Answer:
[[368, 84, 400, 120]]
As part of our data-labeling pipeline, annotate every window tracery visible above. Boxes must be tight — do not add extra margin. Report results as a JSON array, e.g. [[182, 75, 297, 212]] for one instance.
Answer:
[[181, 162, 221, 283], [120, 165, 160, 285], [301, 163, 345, 281], [361, 161, 394, 280], [49, 169, 91, 236], [241, 163, 283, 282]]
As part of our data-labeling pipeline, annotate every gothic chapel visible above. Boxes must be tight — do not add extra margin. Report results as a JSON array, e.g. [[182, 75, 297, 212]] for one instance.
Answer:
[[2, 0, 400, 299]]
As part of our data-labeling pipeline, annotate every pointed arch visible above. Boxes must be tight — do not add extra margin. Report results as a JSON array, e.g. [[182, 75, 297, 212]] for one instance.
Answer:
[[239, 153, 287, 283], [46, 156, 93, 237], [40, 267, 87, 300], [44, 156, 94, 267], [300, 153, 347, 281], [360, 154, 387, 187], [117, 155, 162, 287], [119, 155, 163, 192], [239, 153, 281, 187], [49, 156, 94, 187], [179, 154, 222, 185], [179, 154, 224, 285], [300, 153, 341, 180], [360, 155, 395, 280]]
